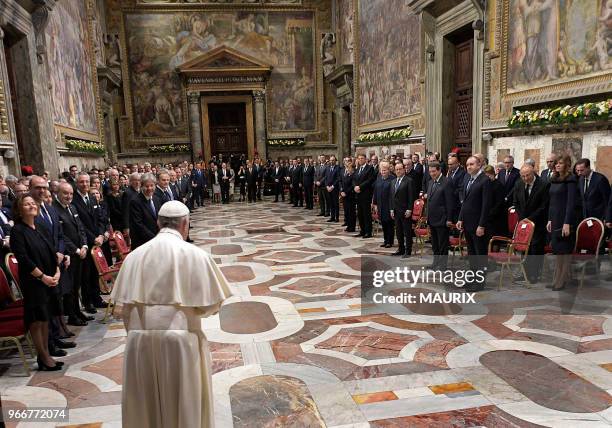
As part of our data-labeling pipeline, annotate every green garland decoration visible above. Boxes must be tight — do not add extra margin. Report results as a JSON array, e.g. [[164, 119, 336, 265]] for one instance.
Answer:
[[267, 138, 305, 147], [357, 126, 412, 143], [65, 139, 106, 155], [508, 99, 612, 128], [148, 144, 192, 154]]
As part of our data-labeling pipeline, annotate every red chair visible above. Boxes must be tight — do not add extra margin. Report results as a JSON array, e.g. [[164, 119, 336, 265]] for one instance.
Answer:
[[5, 253, 22, 299], [411, 199, 428, 255], [112, 231, 130, 264], [0, 316, 33, 375], [572, 217, 605, 288], [488, 218, 535, 290], [448, 223, 467, 260], [91, 246, 121, 322], [507, 206, 519, 236]]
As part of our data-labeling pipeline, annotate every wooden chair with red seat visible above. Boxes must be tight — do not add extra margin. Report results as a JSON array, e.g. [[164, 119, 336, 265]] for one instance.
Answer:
[[112, 231, 131, 264], [448, 223, 467, 261], [5, 253, 22, 300], [91, 246, 121, 322], [507, 206, 519, 236], [0, 316, 32, 376], [488, 218, 535, 290], [411, 198, 429, 255], [371, 207, 381, 236], [572, 217, 605, 289]]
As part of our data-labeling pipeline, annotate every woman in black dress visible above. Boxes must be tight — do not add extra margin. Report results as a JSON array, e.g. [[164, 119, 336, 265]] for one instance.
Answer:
[[340, 162, 356, 232], [105, 179, 124, 232], [10, 195, 62, 371], [546, 154, 577, 290], [237, 165, 247, 202]]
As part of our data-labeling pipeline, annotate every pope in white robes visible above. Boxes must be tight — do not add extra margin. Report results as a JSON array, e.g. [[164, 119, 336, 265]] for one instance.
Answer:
[[111, 201, 232, 428]]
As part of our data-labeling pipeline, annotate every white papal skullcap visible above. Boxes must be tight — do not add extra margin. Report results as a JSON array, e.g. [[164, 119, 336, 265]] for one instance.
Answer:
[[158, 201, 190, 218]]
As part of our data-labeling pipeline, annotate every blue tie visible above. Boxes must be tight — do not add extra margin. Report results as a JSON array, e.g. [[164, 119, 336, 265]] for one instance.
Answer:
[[41, 206, 52, 228]]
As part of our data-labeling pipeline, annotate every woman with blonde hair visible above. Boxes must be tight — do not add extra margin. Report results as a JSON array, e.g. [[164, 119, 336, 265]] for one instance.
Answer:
[[546, 154, 578, 290]]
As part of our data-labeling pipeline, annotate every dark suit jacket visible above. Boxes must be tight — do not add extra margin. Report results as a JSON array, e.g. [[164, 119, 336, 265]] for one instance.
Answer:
[[540, 168, 554, 183], [426, 176, 455, 227], [607, 185, 612, 223], [53, 200, 87, 255], [246, 168, 259, 186], [458, 172, 491, 232], [129, 192, 162, 249], [121, 186, 139, 232], [578, 171, 610, 220], [302, 165, 315, 187], [406, 167, 423, 195], [0, 207, 12, 237], [291, 165, 304, 187], [169, 183, 181, 200], [323, 165, 340, 189], [498, 167, 520, 202], [154, 186, 177, 205], [217, 168, 234, 187], [73, 192, 102, 247], [389, 175, 414, 214], [512, 176, 550, 245], [352, 164, 376, 200], [190, 169, 207, 188], [177, 176, 191, 199], [35, 203, 65, 254]]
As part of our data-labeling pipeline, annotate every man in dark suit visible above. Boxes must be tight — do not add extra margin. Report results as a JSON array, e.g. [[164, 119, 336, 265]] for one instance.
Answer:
[[254, 159, 264, 201], [246, 160, 259, 203], [513, 164, 550, 282], [446, 154, 466, 221], [154, 169, 177, 204], [189, 163, 207, 208], [271, 161, 285, 202], [72, 172, 106, 313], [67, 165, 79, 189], [370, 154, 380, 176], [390, 163, 415, 257], [426, 162, 455, 268], [168, 170, 181, 201], [54, 182, 90, 326], [176, 168, 191, 207], [218, 162, 234, 204], [302, 158, 315, 210], [353, 154, 376, 238], [315, 156, 329, 216], [129, 173, 162, 249], [540, 154, 557, 183], [404, 158, 423, 196], [457, 156, 491, 291], [324, 156, 341, 222], [291, 159, 304, 207], [575, 158, 611, 222], [411, 154, 424, 176], [121, 173, 140, 247], [285, 160, 295, 205], [497, 156, 520, 206]]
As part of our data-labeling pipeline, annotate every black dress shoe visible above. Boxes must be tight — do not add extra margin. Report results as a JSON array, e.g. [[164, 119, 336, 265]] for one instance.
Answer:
[[380, 244, 387, 248], [392, 250, 403, 256], [68, 317, 87, 327], [84, 306, 97, 314], [354, 233, 364, 238], [55, 340, 76, 349], [78, 312, 94, 321], [327, 218, 334, 222], [334, 219, 339, 222], [342, 223, 347, 227], [50, 349, 67, 357], [384, 244, 392, 248], [186, 238, 194, 243], [362, 234, 372, 239], [37, 358, 63, 371], [317, 213, 325, 217], [345, 228, 356, 232], [402, 253, 411, 259]]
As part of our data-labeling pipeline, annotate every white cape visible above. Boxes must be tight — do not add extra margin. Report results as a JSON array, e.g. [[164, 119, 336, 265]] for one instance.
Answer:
[[111, 228, 233, 306]]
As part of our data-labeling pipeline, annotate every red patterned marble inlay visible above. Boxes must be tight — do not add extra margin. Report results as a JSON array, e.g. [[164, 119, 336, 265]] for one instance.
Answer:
[[518, 310, 606, 337], [210, 244, 243, 255], [209, 230, 235, 238], [315, 326, 418, 360], [220, 265, 255, 282], [314, 238, 350, 248], [283, 277, 355, 295]]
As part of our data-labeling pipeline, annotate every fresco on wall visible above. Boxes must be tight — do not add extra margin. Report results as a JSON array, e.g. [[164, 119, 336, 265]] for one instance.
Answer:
[[358, 0, 420, 127], [46, 0, 99, 135], [507, 0, 612, 92], [124, 11, 315, 138], [337, 0, 354, 64]]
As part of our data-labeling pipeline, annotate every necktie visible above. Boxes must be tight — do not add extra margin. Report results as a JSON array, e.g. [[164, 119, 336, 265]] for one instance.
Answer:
[[432, 180, 438, 195], [359, 166, 364, 176], [149, 198, 156, 218], [584, 178, 589, 194], [84, 195, 90, 207], [466, 177, 475, 194], [41, 205, 52, 227], [166, 189, 173, 201], [0, 210, 7, 224], [395, 177, 401, 192], [525, 184, 530, 201]]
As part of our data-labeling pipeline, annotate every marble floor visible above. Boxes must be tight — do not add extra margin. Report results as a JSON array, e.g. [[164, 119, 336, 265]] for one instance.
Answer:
[[1, 200, 612, 427]]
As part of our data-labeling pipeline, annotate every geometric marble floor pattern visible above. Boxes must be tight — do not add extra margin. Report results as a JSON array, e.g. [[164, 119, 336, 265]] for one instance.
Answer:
[[1, 200, 612, 427]]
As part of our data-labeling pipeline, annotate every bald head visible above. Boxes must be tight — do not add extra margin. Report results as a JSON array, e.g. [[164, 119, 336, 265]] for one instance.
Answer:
[[57, 182, 74, 206], [520, 164, 535, 184]]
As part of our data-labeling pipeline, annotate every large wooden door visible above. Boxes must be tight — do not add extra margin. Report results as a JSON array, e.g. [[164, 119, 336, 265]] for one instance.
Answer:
[[453, 39, 473, 160], [209, 103, 247, 159]]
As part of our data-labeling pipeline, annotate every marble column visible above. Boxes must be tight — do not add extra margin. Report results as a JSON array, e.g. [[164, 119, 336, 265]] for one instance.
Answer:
[[187, 92, 202, 161], [253, 90, 267, 159]]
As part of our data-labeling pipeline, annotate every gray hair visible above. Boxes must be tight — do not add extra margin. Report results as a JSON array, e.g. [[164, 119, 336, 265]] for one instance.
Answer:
[[5, 175, 17, 184], [140, 173, 156, 185], [158, 214, 189, 230], [77, 172, 90, 180], [129, 172, 141, 181], [157, 168, 170, 178], [524, 158, 536, 167]]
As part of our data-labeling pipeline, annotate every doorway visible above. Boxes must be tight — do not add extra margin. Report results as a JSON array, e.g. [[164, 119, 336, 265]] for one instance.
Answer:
[[209, 103, 247, 162], [441, 25, 474, 162]]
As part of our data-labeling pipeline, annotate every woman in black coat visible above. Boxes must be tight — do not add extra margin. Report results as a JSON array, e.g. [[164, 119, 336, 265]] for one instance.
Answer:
[[105, 179, 123, 232], [547, 154, 578, 290], [237, 165, 247, 202], [484, 165, 508, 239], [10, 195, 61, 371]]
